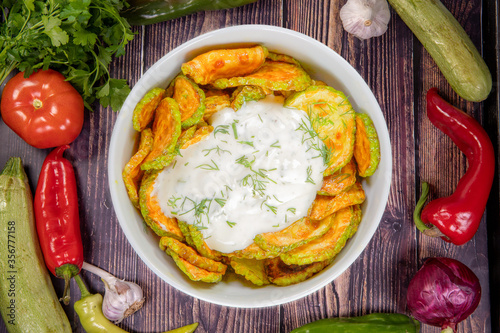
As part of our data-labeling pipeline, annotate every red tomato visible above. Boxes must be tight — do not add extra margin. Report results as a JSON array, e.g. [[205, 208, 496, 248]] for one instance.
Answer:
[[0, 69, 84, 149]]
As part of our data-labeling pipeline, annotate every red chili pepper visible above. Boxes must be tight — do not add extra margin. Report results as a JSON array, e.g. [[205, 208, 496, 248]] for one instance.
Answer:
[[34, 145, 84, 304], [413, 88, 495, 245]]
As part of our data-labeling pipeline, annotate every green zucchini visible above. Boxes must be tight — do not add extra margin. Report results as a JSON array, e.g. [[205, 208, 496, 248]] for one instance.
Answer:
[[387, 0, 491, 102], [0, 158, 72, 332]]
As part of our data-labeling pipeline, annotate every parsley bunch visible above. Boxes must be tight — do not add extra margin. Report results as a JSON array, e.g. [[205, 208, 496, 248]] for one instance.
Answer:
[[0, 0, 135, 111]]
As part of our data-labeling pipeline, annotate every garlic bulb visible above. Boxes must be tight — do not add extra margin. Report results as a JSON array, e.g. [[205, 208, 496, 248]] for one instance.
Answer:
[[82, 262, 145, 323], [340, 0, 391, 40]]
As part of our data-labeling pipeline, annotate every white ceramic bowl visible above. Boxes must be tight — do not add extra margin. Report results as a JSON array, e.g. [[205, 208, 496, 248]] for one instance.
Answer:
[[108, 25, 392, 308]]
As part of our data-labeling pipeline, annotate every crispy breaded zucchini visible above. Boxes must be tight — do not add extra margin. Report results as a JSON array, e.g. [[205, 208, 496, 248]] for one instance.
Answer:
[[177, 221, 223, 261], [181, 46, 268, 85], [266, 52, 301, 66], [138, 171, 184, 239], [132, 87, 165, 131], [253, 216, 335, 253], [203, 94, 231, 121], [266, 257, 330, 286], [318, 159, 357, 196], [181, 125, 213, 149], [141, 97, 182, 170], [280, 206, 362, 265], [123, 128, 153, 208], [309, 182, 365, 220], [230, 85, 268, 110], [231, 242, 279, 260], [285, 85, 356, 176], [160, 237, 226, 273], [230, 257, 270, 286], [172, 75, 206, 129], [166, 249, 223, 283], [212, 60, 312, 92], [354, 113, 380, 177]]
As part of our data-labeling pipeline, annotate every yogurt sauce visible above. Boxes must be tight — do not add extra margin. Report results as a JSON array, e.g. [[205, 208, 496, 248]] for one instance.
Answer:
[[153, 95, 326, 253]]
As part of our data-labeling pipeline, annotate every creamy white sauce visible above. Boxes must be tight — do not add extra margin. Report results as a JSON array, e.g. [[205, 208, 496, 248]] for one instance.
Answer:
[[153, 95, 326, 253]]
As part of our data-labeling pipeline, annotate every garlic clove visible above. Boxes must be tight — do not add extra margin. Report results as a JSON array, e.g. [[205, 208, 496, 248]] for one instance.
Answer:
[[340, 0, 391, 40], [102, 278, 145, 323], [82, 262, 145, 324]]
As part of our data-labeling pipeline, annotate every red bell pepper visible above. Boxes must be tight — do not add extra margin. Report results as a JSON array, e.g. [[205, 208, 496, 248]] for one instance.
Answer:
[[413, 88, 495, 245], [34, 145, 84, 304]]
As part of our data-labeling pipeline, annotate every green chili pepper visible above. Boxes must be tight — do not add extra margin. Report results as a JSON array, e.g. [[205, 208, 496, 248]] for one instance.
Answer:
[[121, 0, 259, 25], [290, 313, 420, 333]]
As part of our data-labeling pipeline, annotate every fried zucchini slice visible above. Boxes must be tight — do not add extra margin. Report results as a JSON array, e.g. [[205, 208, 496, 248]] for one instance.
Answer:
[[177, 221, 223, 261], [212, 60, 312, 92], [230, 85, 268, 110], [172, 75, 206, 129], [309, 183, 365, 220], [203, 94, 231, 121], [166, 249, 223, 283], [160, 237, 226, 274], [122, 128, 153, 208], [132, 87, 165, 131], [318, 159, 357, 196], [266, 52, 301, 66], [230, 257, 270, 286], [280, 206, 362, 265], [231, 242, 279, 260], [266, 257, 330, 286], [354, 113, 381, 177], [285, 85, 356, 176], [138, 171, 184, 239], [181, 46, 269, 85], [181, 125, 213, 149], [141, 98, 182, 171], [253, 216, 335, 253]]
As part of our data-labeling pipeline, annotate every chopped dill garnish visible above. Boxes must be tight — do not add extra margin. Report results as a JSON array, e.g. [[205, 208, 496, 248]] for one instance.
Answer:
[[270, 140, 281, 148], [238, 140, 255, 148], [213, 125, 230, 138], [231, 122, 238, 139], [196, 159, 220, 171], [226, 221, 236, 228], [305, 165, 315, 184]]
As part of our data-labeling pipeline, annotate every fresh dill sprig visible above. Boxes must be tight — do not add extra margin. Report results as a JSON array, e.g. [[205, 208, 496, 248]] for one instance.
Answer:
[[213, 125, 230, 138], [306, 165, 316, 184]]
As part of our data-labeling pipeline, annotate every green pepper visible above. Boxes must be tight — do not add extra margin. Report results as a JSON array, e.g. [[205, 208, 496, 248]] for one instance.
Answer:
[[121, 0, 259, 25], [290, 313, 420, 333]]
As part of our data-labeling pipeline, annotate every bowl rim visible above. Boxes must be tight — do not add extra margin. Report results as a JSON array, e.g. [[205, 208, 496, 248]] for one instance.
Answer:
[[108, 24, 392, 308]]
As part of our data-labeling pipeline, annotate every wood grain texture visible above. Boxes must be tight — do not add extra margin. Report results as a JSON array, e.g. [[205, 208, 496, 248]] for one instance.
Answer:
[[0, 0, 498, 332]]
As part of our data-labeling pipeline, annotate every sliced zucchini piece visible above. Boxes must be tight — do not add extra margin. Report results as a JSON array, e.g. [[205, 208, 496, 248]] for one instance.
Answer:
[[230, 257, 270, 286], [141, 97, 182, 171], [266, 257, 330, 286], [132, 87, 165, 131], [212, 60, 312, 92], [280, 205, 362, 265], [138, 171, 184, 239], [181, 45, 268, 85], [172, 75, 206, 129], [318, 159, 357, 196], [160, 237, 226, 274], [253, 215, 335, 253], [203, 94, 231, 121], [122, 128, 153, 208], [230, 85, 268, 110], [354, 113, 380, 177], [309, 182, 365, 220], [166, 249, 223, 283], [285, 85, 356, 176]]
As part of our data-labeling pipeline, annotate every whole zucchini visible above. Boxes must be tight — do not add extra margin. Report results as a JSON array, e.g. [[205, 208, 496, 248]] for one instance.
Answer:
[[0, 158, 71, 332], [122, 0, 259, 26], [387, 0, 492, 102], [290, 313, 420, 333]]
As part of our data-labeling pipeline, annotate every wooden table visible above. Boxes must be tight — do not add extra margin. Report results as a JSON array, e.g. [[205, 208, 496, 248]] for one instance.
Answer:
[[1, 1, 499, 332]]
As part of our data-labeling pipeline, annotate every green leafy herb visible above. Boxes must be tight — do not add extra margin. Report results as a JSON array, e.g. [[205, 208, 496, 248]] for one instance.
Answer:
[[226, 221, 236, 228], [0, 0, 135, 111]]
